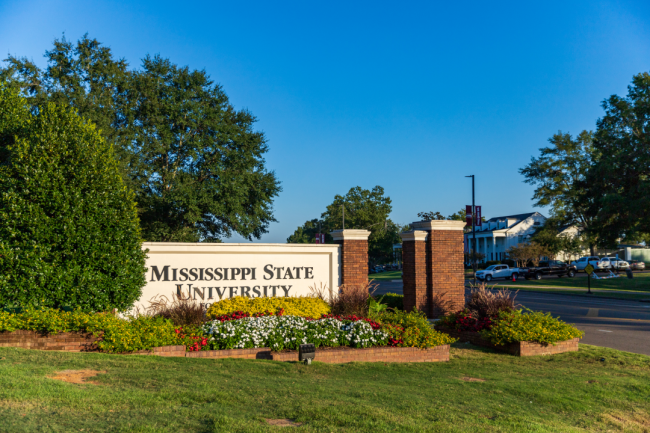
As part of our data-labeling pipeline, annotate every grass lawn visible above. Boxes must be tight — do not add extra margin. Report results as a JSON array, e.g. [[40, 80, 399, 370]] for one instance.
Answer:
[[368, 270, 402, 281], [494, 286, 650, 301], [1, 345, 649, 432], [491, 272, 650, 295]]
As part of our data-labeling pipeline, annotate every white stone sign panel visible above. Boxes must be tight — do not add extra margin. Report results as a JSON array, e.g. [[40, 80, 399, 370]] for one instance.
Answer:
[[137, 243, 341, 310]]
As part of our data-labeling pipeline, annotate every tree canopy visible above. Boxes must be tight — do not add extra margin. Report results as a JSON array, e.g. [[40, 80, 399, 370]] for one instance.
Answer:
[[585, 72, 650, 246], [519, 130, 598, 253], [287, 186, 401, 264], [1, 34, 281, 242], [0, 85, 146, 311]]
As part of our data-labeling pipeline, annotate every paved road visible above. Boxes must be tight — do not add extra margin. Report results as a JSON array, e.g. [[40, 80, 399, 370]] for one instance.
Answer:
[[374, 280, 650, 356]]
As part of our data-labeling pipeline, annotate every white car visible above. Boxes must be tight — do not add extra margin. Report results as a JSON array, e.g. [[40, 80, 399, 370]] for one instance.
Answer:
[[599, 257, 630, 270], [571, 256, 606, 271], [475, 265, 520, 282]]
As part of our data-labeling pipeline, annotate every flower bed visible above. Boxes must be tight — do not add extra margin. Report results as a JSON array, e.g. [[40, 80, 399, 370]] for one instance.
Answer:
[[206, 296, 330, 319], [436, 309, 584, 357], [202, 314, 388, 351], [0, 305, 454, 356]]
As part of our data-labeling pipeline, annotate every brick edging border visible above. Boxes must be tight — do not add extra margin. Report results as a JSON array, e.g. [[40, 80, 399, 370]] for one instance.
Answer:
[[0, 330, 449, 363], [436, 326, 579, 356]]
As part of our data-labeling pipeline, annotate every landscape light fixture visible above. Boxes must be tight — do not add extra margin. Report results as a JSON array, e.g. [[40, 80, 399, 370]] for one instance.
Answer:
[[299, 343, 316, 365]]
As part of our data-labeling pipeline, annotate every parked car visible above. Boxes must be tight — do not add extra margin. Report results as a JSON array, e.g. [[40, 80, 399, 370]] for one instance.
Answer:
[[599, 257, 630, 270], [475, 265, 520, 282], [520, 260, 576, 280], [570, 256, 606, 272], [629, 260, 646, 271]]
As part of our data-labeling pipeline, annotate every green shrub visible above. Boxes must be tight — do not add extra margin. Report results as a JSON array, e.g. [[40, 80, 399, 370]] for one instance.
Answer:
[[376, 310, 456, 348], [0, 86, 147, 312], [0, 308, 182, 353], [480, 309, 584, 345], [376, 293, 403, 310]]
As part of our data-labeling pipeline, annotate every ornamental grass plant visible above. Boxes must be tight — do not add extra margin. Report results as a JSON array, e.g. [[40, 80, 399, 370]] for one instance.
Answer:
[[309, 281, 378, 317], [146, 294, 206, 327], [466, 283, 519, 319]]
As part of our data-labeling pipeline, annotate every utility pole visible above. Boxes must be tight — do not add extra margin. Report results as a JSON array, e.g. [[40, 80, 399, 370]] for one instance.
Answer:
[[465, 175, 476, 284], [341, 204, 345, 229]]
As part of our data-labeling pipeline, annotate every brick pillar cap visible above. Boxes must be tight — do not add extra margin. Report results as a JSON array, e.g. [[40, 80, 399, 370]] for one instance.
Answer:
[[400, 230, 428, 241], [411, 220, 467, 231], [330, 229, 371, 241]]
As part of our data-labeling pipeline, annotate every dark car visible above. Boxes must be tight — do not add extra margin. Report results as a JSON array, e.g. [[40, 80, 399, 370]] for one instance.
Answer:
[[521, 260, 576, 280]]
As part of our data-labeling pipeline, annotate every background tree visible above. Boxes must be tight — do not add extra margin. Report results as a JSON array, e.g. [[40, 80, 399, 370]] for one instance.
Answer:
[[0, 86, 146, 311], [286, 219, 326, 243], [322, 186, 400, 265], [0, 35, 280, 242], [529, 218, 569, 260], [464, 251, 486, 265], [506, 244, 530, 268], [520, 130, 599, 254], [126, 55, 280, 241], [0, 35, 133, 183], [528, 242, 549, 267], [288, 186, 401, 265], [585, 72, 650, 246], [417, 211, 446, 221]]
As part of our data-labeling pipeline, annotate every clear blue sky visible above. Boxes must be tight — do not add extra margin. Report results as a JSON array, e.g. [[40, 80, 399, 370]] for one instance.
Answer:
[[2, 0, 649, 242]]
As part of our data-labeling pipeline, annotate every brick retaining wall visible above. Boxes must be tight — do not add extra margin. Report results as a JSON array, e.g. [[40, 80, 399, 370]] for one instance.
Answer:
[[0, 330, 449, 363], [437, 326, 579, 356], [271, 345, 449, 363], [0, 330, 100, 352]]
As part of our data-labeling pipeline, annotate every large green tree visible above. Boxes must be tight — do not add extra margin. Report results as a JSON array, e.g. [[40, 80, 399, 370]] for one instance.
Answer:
[[519, 130, 598, 253], [1, 34, 281, 242], [287, 186, 401, 264], [585, 72, 650, 246], [0, 85, 146, 311]]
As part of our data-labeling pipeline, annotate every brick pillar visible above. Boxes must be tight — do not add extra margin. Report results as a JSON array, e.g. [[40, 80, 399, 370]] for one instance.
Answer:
[[411, 220, 466, 317], [331, 229, 370, 288], [400, 230, 428, 314]]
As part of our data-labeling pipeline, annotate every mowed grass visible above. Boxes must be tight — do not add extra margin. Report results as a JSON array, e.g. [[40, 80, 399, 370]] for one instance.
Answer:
[[1, 345, 649, 432], [495, 286, 650, 301], [368, 270, 402, 281], [497, 272, 650, 293]]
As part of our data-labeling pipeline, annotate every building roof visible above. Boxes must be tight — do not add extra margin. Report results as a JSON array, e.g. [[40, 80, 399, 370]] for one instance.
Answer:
[[473, 212, 545, 233], [485, 212, 540, 223]]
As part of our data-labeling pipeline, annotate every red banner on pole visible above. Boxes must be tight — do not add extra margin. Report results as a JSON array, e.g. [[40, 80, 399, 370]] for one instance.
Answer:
[[466, 205, 472, 226], [475, 206, 482, 226]]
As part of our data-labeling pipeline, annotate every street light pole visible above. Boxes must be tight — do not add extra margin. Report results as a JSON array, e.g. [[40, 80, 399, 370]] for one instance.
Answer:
[[466, 175, 476, 284]]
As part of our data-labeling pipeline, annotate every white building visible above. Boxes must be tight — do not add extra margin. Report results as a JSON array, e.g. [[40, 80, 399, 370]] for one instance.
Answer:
[[465, 212, 546, 262]]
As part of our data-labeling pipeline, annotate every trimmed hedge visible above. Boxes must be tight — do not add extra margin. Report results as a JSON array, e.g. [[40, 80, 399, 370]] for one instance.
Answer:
[[0, 86, 147, 312]]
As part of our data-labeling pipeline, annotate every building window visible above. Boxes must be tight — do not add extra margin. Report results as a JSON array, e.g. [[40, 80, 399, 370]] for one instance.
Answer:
[[518, 235, 523, 243]]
